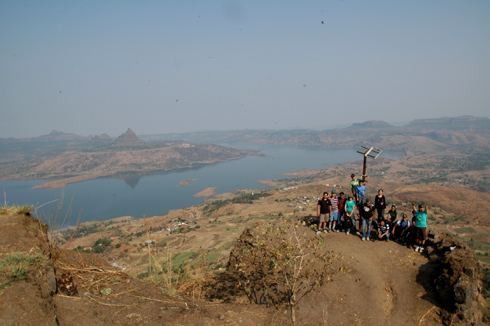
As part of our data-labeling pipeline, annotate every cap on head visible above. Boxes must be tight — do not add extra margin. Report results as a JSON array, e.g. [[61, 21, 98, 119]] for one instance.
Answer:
[[331, 190, 336, 194], [403, 214, 408, 218], [418, 204, 423, 209]]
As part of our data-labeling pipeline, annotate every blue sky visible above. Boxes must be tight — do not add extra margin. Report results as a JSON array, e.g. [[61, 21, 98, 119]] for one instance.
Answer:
[[1, 0, 489, 138]]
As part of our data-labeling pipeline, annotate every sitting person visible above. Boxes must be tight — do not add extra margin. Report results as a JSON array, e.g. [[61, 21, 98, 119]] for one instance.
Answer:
[[377, 219, 390, 241], [392, 213, 411, 243], [406, 213, 417, 249], [388, 204, 398, 230]]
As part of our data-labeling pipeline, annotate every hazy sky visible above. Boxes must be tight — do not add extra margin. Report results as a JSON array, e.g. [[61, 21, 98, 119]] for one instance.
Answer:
[[1, 1, 489, 138]]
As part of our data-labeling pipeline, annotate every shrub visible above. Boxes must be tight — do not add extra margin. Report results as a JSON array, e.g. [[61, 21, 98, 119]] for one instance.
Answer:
[[214, 221, 335, 323]]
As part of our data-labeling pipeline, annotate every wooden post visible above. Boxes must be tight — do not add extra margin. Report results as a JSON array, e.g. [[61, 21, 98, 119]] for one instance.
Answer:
[[362, 156, 367, 182]]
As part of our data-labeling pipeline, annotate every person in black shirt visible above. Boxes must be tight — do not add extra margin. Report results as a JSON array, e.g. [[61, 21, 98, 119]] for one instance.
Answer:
[[377, 219, 390, 241], [361, 198, 376, 241], [374, 189, 386, 224], [316, 192, 331, 234]]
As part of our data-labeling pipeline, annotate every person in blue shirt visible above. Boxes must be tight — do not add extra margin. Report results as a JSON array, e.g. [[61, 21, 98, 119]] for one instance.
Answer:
[[412, 202, 428, 253], [356, 180, 366, 206]]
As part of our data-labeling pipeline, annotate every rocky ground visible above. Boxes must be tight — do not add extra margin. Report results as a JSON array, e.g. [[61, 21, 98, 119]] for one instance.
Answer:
[[0, 208, 484, 325]]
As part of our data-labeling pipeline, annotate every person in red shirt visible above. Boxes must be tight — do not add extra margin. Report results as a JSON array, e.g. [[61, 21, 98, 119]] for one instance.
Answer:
[[337, 192, 347, 232]]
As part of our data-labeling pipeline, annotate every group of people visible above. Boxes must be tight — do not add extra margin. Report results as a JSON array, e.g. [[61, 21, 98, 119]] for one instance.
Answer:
[[316, 173, 429, 252]]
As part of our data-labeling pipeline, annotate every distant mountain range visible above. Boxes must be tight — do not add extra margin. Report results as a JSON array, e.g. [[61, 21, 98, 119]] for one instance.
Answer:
[[0, 128, 143, 145], [140, 115, 490, 154], [1, 115, 489, 167]]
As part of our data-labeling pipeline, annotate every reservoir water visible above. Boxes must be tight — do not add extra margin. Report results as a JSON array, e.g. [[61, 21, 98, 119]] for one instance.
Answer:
[[0, 145, 401, 225]]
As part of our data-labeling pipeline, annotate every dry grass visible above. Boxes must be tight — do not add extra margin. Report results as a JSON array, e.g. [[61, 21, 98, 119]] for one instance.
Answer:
[[0, 251, 46, 291], [54, 255, 128, 295], [0, 205, 32, 217]]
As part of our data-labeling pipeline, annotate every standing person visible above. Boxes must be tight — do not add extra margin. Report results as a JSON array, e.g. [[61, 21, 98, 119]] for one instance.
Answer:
[[337, 192, 347, 232], [377, 219, 390, 241], [374, 189, 386, 223], [328, 190, 339, 232], [345, 195, 357, 235], [360, 198, 376, 241], [316, 192, 331, 234], [356, 180, 367, 231], [412, 202, 429, 253], [356, 181, 367, 207], [350, 174, 362, 200]]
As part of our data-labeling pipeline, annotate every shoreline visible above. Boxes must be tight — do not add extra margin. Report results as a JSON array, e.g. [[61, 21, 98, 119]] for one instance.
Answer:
[[32, 173, 112, 189], [28, 156, 252, 190], [193, 187, 217, 198]]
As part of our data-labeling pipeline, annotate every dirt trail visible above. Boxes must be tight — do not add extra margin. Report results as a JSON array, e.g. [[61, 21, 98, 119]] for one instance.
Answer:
[[292, 231, 437, 326]]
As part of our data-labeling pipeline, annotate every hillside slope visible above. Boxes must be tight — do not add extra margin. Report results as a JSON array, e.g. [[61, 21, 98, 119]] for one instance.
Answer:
[[0, 211, 482, 325]]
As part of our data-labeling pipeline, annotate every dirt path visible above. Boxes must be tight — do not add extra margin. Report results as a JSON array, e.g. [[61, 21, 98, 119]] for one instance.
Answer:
[[294, 231, 438, 326]]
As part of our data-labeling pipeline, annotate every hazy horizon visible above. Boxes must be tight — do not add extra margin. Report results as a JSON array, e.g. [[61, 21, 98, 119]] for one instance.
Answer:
[[1, 1, 489, 139], [3, 114, 482, 139]]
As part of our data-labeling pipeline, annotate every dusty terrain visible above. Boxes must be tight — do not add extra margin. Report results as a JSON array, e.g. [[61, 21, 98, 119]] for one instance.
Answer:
[[1, 210, 473, 326]]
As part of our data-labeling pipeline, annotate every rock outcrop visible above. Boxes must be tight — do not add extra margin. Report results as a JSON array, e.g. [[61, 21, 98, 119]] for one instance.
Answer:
[[0, 214, 58, 325], [428, 233, 482, 326]]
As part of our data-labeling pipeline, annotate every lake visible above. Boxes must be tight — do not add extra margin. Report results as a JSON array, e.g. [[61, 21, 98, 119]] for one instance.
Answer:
[[0, 145, 401, 225]]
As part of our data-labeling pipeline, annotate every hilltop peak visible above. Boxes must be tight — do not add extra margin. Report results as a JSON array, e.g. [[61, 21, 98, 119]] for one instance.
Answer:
[[115, 128, 145, 146], [38, 130, 87, 141], [351, 120, 392, 128]]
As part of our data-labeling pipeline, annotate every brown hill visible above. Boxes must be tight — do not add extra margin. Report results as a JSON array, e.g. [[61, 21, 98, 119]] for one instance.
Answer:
[[351, 120, 392, 128], [424, 131, 490, 146], [0, 209, 482, 325], [407, 115, 490, 135], [114, 128, 145, 146], [25, 143, 253, 189], [37, 130, 88, 142], [92, 133, 112, 141]]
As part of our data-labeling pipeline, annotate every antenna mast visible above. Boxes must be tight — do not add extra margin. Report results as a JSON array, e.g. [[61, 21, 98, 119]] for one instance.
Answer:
[[356, 146, 382, 182]]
